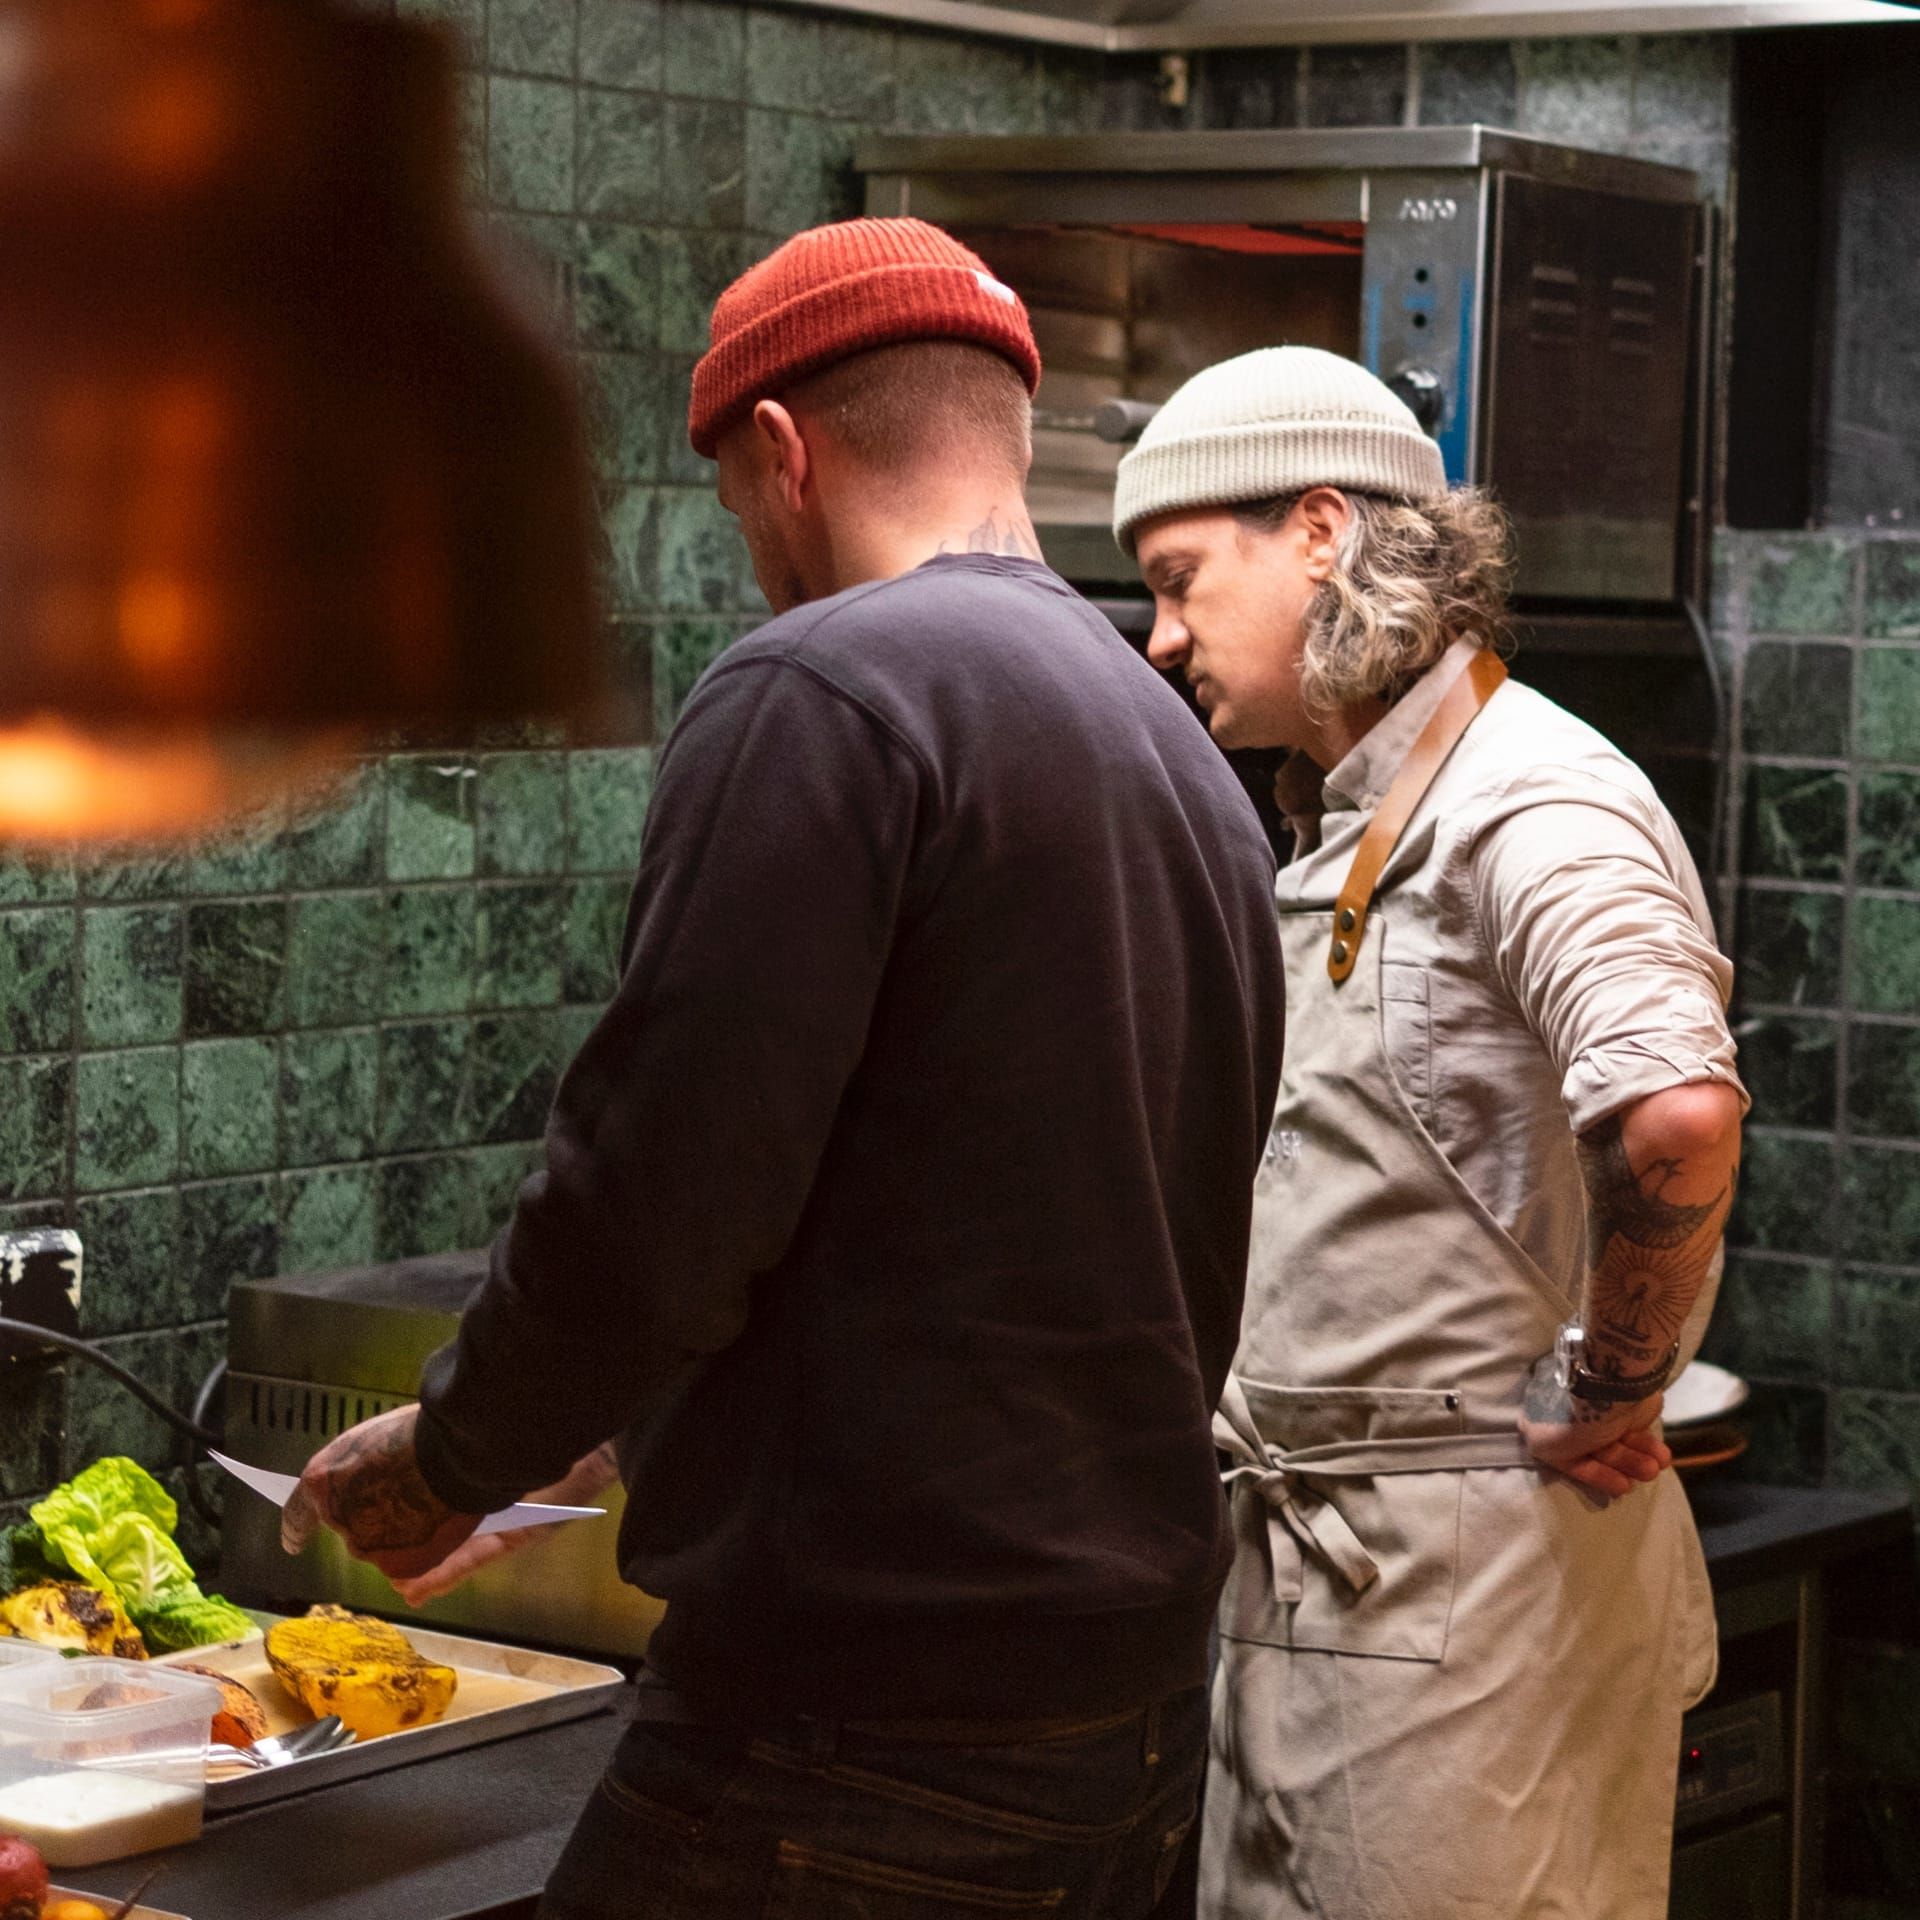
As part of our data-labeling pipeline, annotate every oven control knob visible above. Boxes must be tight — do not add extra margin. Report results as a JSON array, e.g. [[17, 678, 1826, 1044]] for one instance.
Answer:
[[1386, 364, 1445, 436]]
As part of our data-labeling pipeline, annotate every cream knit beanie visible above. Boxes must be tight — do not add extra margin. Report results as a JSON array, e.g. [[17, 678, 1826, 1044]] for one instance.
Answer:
[[1112, 346, 1449, 553]]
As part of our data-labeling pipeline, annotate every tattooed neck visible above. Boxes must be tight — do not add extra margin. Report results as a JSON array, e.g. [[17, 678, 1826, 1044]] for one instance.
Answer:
[[932, 509, 1043, 562]]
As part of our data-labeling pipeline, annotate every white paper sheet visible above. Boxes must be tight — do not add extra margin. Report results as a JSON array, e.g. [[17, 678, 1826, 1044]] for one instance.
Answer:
[[210, 1450, 604, 1535]]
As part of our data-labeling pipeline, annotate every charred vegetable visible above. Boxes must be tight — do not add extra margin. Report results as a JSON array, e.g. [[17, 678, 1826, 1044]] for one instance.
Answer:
[[168, 1664, 271, 1750], [265, 1606, 457, 1738], [0, 1582, 144, 1659]]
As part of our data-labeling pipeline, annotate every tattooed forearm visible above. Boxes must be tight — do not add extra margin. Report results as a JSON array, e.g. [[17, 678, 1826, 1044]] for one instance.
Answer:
[[324, 1422, 456, 1553], [1577, 1115, 1723, 1262]]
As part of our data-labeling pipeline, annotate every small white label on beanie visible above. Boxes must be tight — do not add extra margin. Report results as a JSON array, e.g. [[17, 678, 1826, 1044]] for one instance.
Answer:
[[973, 270, 1016, 307]]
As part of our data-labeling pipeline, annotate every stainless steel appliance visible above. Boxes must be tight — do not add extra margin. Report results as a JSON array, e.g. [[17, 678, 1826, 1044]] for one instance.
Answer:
[[857, 126, 1712, 656], [220, 1252, 660, 1660]]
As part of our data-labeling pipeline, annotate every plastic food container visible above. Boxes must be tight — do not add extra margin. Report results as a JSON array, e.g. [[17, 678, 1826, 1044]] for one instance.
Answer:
[[0, 1640, 59, 1674], [0, 1657, 220, 1867]]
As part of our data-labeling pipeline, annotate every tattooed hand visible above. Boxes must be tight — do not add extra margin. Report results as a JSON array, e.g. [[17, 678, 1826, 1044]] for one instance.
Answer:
[[1518, 1353, 1670, 1498], [281, 1405, 483, 1583], [390, 1442, 622, 1608]]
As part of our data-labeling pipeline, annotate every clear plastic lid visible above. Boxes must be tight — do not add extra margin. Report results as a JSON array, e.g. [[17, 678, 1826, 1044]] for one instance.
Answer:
[[0, 1641, 60, 1673]]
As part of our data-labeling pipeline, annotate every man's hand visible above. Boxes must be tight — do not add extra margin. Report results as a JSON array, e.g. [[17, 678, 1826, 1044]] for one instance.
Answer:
[[1519, 1354, 1672, 1499], [390, 1443, 623, 1608], [281, 1405, 484, 1582]]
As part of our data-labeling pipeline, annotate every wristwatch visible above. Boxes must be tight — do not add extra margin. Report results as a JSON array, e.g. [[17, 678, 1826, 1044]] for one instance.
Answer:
[[1553, 1323, 1680, 1407]]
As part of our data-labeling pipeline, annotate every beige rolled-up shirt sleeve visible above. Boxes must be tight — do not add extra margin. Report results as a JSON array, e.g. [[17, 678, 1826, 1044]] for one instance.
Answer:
[[1468, 782, 1748, 1136]]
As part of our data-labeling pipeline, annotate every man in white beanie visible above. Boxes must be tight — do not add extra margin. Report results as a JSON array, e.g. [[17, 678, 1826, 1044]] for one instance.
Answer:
[[1114, 346, 1747, 1920]]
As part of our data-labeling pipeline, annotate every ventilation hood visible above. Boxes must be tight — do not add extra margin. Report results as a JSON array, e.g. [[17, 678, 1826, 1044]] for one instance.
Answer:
[[771, 0, 1918, 52]]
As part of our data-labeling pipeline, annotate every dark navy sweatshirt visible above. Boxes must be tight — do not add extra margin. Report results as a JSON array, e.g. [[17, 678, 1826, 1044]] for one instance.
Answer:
[[417, 553, 1284, 1719]]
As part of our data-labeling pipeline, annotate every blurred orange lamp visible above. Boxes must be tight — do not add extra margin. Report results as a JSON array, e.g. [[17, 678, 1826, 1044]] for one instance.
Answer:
[[0, 0, 602, 842]]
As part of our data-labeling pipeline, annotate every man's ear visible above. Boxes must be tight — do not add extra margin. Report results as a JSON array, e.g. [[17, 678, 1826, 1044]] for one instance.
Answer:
[[1297, 487, 1351, 583], [752, 399, 810, 514]]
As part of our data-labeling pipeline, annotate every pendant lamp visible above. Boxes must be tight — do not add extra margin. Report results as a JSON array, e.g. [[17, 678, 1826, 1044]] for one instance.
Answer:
[[0, 0, 602, 842]]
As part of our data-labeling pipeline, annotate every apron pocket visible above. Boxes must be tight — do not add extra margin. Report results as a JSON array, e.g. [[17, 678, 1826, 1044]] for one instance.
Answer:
[[1220, 1385, 1468, 1664]]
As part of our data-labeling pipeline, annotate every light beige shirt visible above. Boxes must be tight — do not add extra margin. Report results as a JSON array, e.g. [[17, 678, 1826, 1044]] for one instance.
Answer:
[[1274, 637, 1748, 1293]]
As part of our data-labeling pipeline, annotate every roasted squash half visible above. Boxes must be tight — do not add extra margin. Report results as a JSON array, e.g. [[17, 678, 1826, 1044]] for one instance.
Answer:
[[264, 1605, 457, 1738]]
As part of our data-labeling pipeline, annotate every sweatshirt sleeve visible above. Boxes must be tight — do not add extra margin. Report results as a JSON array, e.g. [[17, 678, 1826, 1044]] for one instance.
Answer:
[[414, 654, 921, 1510]]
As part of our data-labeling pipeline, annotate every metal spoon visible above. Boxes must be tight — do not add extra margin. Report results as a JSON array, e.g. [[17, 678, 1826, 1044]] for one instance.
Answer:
[[254, 1714, 356, 1764]]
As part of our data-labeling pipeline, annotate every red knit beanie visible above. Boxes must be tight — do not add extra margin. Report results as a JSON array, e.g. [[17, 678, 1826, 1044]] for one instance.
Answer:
[[687, 218, 1043, 458]]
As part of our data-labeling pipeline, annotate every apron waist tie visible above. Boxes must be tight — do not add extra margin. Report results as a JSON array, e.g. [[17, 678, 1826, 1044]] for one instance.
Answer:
[[1214, 1380, 1535, 1603]]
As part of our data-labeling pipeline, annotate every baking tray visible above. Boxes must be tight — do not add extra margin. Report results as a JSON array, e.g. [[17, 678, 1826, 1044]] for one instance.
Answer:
[[154, 1610, 624, 1812], [50, 1891, 188, 1920]]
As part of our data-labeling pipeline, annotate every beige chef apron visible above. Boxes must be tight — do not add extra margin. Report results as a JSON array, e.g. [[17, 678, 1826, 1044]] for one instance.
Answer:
[[1201, 654, 1719, 1920]]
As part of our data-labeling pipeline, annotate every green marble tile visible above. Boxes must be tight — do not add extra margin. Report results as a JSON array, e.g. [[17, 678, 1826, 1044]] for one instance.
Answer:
[[575, 220, 661, 351], [1859, 771, 1920, 891], [488, 0, 573, 75], [1037, 51, 1104, 136], [488, 75, 574, 213], [1851, 1021, 1920, 1141], [662, 353, 706, 482], [1199, 48, 1301, 130], [1834, 1269, 1920, 1396], [1630, 32, 1730, 138], [1842, 1143, 1920, 1266], [0, 1057, 70, 1201], [0, 849, 75, 906], [380, 1018, 475, 1151], [1865, 541, 1920, 640], [559, 1004, 601, 1059], [820, 18, 894, 124], [1859, 649, 1920, 764], [385, 886, 477, 1017], [653, 616, 734, 729], [1728, 1128, 1836, 1258], [1697, 1253, 1830, 1384], [567, 748, 653, 872], [1743, 533, 1858, 636], [657, 486, 750, 613], [1734, 1380, 1826, 1488], [0, 1360, 62, 1502], [0, 909, 73, 1053], [745, 109, 853, 237], [582, 352, 667, 485], [387, 755, 478, 880], [1741, 766, 1848, 882], [376, 1152, 487, 1261], [75, 1047, 179, 1193], [565, 876, 631, 1001], [181, 1038, 280, 1178], [179, 805, 286, 895], [895, 27, 1036, 134], [457, 68, 488, 200], [662, 98, 746, 227], [1629, 133, 1729, 205], [61, 1328, 183, 1480], [81, 848, 189, 902], [471, 1010, 565, 1141], [179, 1175, 278, 1320], [1515, 37, 1632, 149], [486, 212, 577, 339], [183, 900, 287, 1037], [1734, 1012, 1837, 1131], [599, 482, 659, 616], [580, 0, 662, 87], [284, 762, 385, 889], [280, 1027, 379, 1167], [578, 87, 660, 219], [474, 1138, 546, 1233], [1831, 1388, 1920, 1496], [1736, 887, 1842, 1009], [1742, 642, 1852, 758], [1303, 44, 1408, 129], [1853, 897, 1920, 1018], [478, 752, 569, 878], [279, 1164, 378, 1273], [82, 906, 183, 1047], [658, 231, 755, 356], [598, 618, 656, 744], [746, 7, 821, 110], [286, 893, 387, 1027], [664, 0, 745, 100], [477, 882, 567, 1007], [74, 1188, 182, 1337]]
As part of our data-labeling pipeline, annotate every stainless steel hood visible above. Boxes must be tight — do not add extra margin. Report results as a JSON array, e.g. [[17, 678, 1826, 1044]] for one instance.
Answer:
[[767, 0, 1919, 52]]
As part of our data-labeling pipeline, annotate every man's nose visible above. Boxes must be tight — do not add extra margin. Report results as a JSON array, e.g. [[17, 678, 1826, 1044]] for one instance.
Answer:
[[1146, 611, 1190, 670]]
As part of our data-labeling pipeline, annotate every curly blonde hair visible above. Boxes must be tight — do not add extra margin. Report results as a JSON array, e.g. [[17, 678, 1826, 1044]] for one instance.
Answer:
[[1237, 487, 1514, 711]]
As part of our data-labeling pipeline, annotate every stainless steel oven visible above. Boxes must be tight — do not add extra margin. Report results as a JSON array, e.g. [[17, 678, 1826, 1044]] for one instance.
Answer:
[[857, 127, 1712, 654]]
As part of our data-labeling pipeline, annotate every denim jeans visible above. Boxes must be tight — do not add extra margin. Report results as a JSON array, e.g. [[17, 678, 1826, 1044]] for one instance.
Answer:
[[537, 1687, 1208, 1920]]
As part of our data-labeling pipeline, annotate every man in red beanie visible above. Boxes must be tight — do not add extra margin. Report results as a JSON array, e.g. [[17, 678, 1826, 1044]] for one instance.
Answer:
[[285, 218, 1285, 1919]]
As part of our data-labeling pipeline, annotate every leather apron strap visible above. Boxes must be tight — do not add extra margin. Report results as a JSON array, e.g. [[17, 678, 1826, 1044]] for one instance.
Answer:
[[1327, 647, 1508, 983]]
